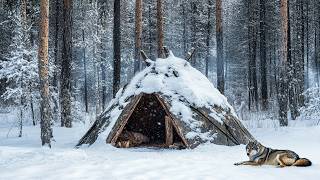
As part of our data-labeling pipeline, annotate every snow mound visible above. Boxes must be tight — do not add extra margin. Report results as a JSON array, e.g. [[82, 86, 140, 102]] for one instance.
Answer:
[[101, 52, 237, 142]]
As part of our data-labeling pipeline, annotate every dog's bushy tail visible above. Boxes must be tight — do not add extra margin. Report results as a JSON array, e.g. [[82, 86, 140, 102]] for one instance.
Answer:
[[293, 158, 312, 167]]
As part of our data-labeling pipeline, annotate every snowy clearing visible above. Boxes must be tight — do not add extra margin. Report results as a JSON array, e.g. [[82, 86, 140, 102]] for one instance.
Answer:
[[0, 123, 319, 180]]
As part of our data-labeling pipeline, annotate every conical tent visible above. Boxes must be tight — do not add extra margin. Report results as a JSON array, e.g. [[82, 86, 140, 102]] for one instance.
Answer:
[[77, 52, 254, 149]]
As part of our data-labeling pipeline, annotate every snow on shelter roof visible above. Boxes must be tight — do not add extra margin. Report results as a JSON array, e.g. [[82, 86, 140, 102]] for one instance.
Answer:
[[99, 52, 238, 142]]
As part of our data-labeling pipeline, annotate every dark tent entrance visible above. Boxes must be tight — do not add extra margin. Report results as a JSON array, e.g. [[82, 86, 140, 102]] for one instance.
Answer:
[[111, 94, 187, 148]]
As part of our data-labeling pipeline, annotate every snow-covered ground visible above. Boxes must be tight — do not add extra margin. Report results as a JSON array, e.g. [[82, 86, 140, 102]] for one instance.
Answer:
[[0, 120, 319, 180]]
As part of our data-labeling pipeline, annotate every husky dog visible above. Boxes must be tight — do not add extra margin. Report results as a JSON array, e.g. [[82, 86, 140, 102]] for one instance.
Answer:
[[234, 141, 312, 167], [116, 130, 149, 148]]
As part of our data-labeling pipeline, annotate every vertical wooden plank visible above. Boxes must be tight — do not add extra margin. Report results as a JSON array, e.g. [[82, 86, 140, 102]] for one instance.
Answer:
[[165, 116, 173, 146]]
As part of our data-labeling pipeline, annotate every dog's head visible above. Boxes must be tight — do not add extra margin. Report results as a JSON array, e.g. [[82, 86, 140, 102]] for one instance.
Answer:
[[246, 141, 263, 158]]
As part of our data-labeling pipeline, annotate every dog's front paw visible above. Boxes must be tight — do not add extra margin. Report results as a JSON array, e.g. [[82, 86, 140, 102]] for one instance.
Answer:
[[234, 162, 242, 166]]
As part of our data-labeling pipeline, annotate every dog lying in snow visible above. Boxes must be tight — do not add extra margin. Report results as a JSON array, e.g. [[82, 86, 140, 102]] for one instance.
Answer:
[[116, 130, 149, 148], [234, 141, 312, 167]]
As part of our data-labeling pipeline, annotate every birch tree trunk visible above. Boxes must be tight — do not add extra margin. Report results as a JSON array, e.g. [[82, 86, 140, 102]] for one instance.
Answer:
[[39, 0, 53, 147]]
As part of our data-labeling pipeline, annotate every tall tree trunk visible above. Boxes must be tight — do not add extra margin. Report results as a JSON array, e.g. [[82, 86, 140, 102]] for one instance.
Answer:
[[53, 0, 60, 89], [97, 1, 107, 110], [315, 1, 320, 85], [305, 0, 309, 89], [156, 0, 164, 58], [279, 0, 290, 126], [288, 6, 298, 120], [39, 0, 53, 147], [216, 0, 224, 94], [289, 0, 304, 118], [52, 0, 61, 121], [134, 0, 142, 73], [30, 92, 35, 126], [113, 0, 121, 97], [182, 3, 187, 55], [147, 4, 153, 59], [260, 0, 268, 110], [82, 29, 88, 113], [205, 0, 212, 77], [20, 0, 27, 132], [248, 0, 258, 111], [19, 93, 23, 137], [60, 0, 72, 128]]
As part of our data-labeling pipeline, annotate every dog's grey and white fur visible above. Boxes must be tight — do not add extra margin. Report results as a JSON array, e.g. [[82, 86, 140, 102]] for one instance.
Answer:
[[234, 141, 312, 167]]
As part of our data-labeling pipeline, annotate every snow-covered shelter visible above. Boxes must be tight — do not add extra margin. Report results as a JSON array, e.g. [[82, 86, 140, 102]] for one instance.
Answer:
[[77, 52, 254, 149]]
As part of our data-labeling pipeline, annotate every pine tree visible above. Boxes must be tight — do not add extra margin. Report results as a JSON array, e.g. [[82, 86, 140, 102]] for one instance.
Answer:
[[60, 0, 73, 128], [0, 4, 39, 136], [38, 0, 53, 146], [216, 0, 224, 94], [156, 0, 164, 58], [134, 0, 143, 73], [278, 0, 290, 126], [113, 0, 121, 97], [248, 0, 258, 110], [260, 0, 268, 110]]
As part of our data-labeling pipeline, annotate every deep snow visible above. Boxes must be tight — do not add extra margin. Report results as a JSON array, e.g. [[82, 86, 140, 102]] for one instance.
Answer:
[[0, 122, 319, 180]]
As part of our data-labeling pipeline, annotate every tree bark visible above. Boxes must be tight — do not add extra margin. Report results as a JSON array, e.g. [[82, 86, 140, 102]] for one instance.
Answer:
[[182, 3, 187, 55], [134, 0, 142, 73], [260, 0, 268, 110], [190, 2, 197, 66], [53, 0, 60, 89], [279, 0, 290, 126], [205, 0, 212, 77], [305, 0, 309, 89], [52, 0, 61, 121], [39, 0, 53, 147], [248, 0, 258, 111], [113, 0, 121, 97], [82, 29, 88, 113], [315, 1, 320, 85], [156, 0, 164, 58], [216, 0, 224, 94], [60, 0, 72, 128]]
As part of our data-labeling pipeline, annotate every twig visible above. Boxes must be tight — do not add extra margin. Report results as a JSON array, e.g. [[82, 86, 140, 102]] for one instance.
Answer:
[[6, 122, 15, 138], [140, 50, 151, 66], [186, 47, 196, 61], [163, 46, 170, 58]]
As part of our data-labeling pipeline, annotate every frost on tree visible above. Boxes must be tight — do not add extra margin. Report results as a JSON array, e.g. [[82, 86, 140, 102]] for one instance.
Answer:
[[0, 7, 39, 132], [77, 52, 254, 149]]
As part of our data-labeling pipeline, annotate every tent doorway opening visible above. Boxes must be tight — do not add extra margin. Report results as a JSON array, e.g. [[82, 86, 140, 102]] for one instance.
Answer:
[[114, 94, 186, 149]]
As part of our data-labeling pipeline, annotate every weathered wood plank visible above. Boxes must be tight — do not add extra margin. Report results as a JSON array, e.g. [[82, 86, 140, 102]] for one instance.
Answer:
[[165, 116, 173, 146], [107, 94, 143, 144], [155, 94, 189, 148]]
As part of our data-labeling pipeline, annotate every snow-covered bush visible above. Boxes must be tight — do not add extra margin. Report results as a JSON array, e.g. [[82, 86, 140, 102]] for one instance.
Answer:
[[297, 87, 320, 124]]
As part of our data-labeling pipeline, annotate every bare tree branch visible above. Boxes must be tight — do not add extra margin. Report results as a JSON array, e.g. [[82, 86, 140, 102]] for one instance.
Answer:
[[186, 47, 195, 61], [140, 50, 151, 66]]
